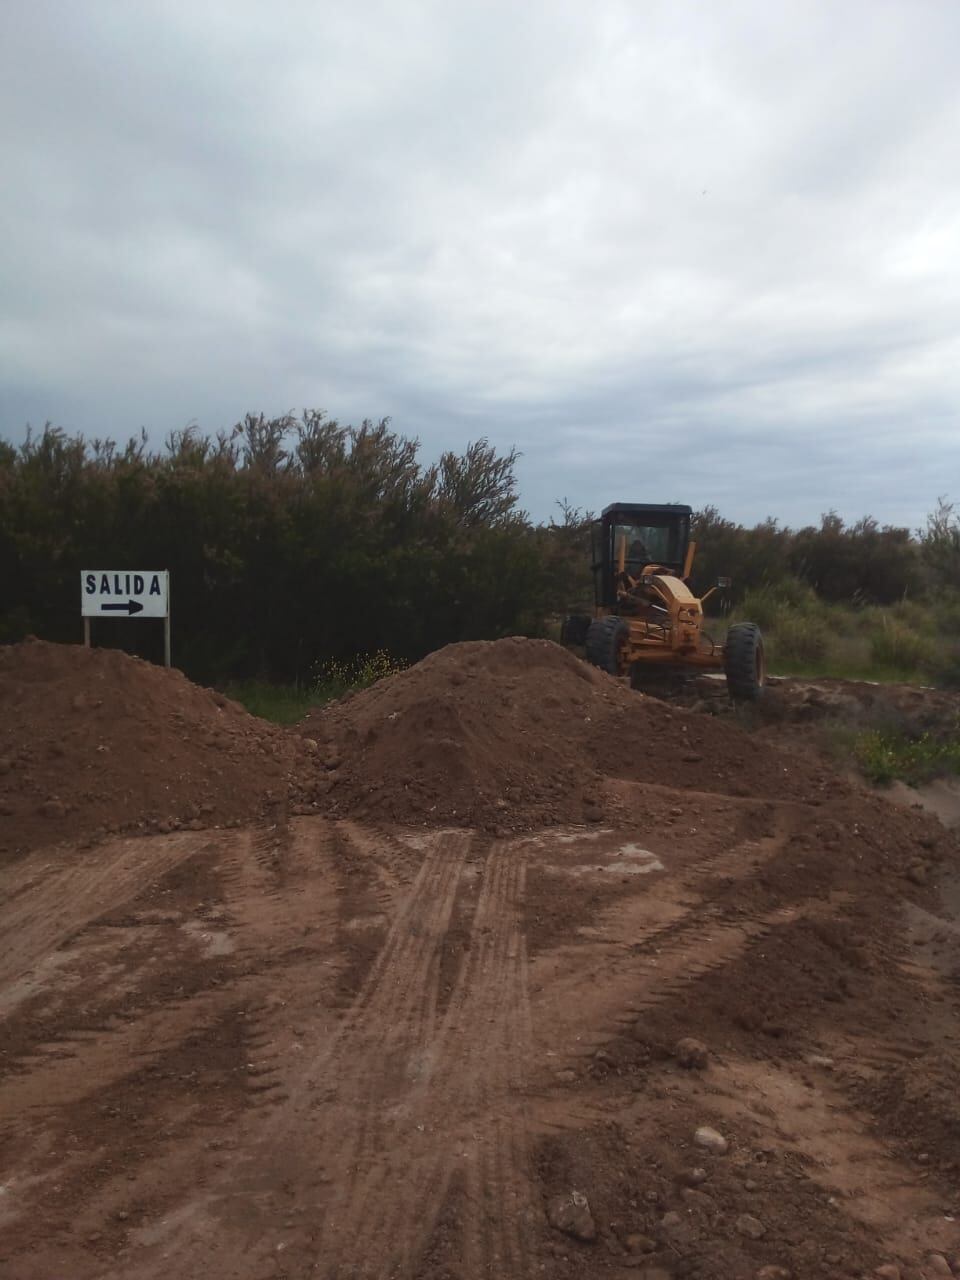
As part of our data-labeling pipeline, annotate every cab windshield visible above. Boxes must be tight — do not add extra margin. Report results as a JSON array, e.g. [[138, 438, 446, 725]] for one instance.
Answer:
[[614, 522, 682, 570]]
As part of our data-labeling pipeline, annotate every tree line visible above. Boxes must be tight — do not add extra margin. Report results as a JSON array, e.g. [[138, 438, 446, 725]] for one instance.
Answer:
[[0, 414, 956, 684]]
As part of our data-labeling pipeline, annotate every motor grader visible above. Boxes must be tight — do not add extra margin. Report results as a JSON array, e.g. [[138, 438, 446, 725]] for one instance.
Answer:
[[561, 503, 765, 700]]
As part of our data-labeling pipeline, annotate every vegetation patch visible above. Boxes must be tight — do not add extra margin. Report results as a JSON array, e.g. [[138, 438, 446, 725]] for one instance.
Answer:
[[869, 621, 937, 674], [853, 727, 960, 786], [222, 681, 319, 725], [225, 650, 406, 724]]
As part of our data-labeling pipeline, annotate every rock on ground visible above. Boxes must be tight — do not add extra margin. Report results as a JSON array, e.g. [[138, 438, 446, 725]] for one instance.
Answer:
[[546, 1190, 596, 1242], [694, 1125, 729, 1154]]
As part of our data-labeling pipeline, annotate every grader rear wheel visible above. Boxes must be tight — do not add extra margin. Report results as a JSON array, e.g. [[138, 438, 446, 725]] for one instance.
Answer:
[[560, 613, 592, 647], [585, 616, 630, 677]]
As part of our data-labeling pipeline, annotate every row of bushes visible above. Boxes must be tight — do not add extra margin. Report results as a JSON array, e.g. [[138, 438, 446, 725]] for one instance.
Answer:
[[2, 416, 958, 687], [690, 504, 959, 606], [0, 416, 585, 683]]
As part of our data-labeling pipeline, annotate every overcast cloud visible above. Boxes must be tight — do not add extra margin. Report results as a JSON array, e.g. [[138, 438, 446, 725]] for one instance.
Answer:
[[1, 0, 958, 528]]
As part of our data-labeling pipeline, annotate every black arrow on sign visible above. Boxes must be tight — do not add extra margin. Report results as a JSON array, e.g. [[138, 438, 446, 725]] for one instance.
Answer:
[[101, 600, 144, 615]]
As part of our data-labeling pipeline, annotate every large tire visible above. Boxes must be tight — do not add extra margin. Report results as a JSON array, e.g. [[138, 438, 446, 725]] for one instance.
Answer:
[[724, 622, 765, 701], [585, 615, 630, 676], [560, 613, 592, 647]]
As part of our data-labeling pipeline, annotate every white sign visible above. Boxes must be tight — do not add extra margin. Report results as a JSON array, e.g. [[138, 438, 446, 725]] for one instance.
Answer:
[[81, 570, 169, 618]]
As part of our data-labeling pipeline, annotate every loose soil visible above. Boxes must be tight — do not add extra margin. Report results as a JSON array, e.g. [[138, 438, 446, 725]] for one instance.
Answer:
[[299, 638, 843, 832], [1, 637, 959, 1280], [691, 671, 960, 752], [0, 638, 323, 858]]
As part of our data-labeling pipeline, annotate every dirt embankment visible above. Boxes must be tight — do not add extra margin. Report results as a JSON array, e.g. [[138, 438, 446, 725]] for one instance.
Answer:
[[3, 636, 941, 855], [299, 637, 843, 832], [1, 636, 951, 857]]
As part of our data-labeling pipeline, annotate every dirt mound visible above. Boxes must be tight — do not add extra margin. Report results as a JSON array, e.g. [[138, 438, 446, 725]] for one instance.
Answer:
[[0, 639, 312, 857], [301, 637, 841, 831]]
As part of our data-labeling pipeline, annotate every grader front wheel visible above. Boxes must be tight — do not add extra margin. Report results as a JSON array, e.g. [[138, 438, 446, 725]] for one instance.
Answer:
[[724, 622, 765, 701]]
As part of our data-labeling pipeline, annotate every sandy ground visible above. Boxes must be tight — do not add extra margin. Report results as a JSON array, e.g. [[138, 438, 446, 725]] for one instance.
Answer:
[[2, 776, 959, 1280], [2, 641, 959, 1279]]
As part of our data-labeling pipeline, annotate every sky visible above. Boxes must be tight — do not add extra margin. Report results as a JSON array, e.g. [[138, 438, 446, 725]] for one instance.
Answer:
[[1, 0, 958, 530]]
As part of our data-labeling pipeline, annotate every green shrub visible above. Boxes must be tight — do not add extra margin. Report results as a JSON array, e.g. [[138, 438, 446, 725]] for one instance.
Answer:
[[312, 650, 406, 698], [226, 651, 407, 723], [223, 680, 317, 724], [738, 581, 818, 631], [814, 600, 858, 637], [869, 623, 936, 674], [854, 728, 960, 785], [889, 598, 936, 635], [736, 586, 781, 631], [927, 643, 960, 690], [932, 593, 960, 636], [771, 613, 833, 664]]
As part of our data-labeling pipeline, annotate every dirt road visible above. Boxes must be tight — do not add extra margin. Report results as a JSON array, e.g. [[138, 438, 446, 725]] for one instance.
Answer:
[[2, 637, 960, 1278], [2, 787, 959, 1279]]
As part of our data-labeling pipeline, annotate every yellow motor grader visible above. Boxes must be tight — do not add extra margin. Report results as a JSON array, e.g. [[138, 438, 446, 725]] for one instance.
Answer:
[[561, 502, 765, 701]]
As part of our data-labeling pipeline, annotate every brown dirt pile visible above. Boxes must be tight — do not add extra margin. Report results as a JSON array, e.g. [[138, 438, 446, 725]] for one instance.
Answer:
[[0, 639, 312, 857], [301, 637, 843, 831]]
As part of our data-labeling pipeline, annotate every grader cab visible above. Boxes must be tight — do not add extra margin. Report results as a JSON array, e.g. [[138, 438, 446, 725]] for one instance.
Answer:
[[561, 503, 764, 701]]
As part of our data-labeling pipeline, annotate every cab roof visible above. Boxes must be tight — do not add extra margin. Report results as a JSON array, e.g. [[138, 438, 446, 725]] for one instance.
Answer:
[[600, 503, 692, 519]]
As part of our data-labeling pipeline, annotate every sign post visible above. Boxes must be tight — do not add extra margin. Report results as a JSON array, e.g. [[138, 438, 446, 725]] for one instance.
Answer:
[[80, 570, 171, 667]]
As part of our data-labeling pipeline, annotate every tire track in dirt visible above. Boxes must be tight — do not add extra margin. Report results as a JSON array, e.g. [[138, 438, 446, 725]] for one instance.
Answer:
[[528, 807, 802, 1063], [0, 986, 235, 1117], [206, 822, 345, 1110], [315, 842, 533, 1280], [625, 901, 820, 1016], [0, 831, 224, 990], [0, 825, 335, 1119], [454, 852, 534, 1280], [301, 827, 472, 1274], [112, 831, 536, 1280], [331, 845, 534, 1279], [113, 827, 470, 1278], [594, 892, 853, 1057]]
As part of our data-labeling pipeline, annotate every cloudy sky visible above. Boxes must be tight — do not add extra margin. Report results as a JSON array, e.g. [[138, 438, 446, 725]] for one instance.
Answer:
[[1, 1, 958, 528]]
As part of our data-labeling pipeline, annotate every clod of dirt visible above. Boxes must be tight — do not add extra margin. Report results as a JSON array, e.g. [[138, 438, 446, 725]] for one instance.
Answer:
[[874, 1266, 902, 1280], [660, 1210, 685, 1233], [805, 1053, 836, 1070], [674, 1037, 710, 1069], [301, 637, 835, 832], [735, 1213, 767, 1239], [546, 1189, 596, 1241], [681, 1187, 717, 1213], [924, 1256, 953, 1277], [756, 1268, 793, 1280], [624, 1233, 657, 1254], [693, 1126, 729, 1154]]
